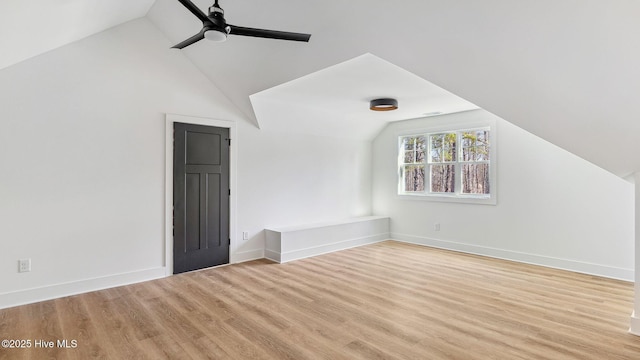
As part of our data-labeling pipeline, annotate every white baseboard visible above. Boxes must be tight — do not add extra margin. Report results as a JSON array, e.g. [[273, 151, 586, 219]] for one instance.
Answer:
[[630, 312, 640, 336], [280, 233, 389, 263], [232, 249, 264, 264], [265, 249, 281, 263], [0, 267, 167, 310], [392, 233, 634, 281]]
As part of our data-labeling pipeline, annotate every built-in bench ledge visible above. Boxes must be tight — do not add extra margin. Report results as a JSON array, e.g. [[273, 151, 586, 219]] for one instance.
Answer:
[[265, 216, 390, 263]]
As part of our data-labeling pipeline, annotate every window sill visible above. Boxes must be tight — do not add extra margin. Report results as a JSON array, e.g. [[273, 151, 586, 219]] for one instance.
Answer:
[[397, 193, 497, 205]]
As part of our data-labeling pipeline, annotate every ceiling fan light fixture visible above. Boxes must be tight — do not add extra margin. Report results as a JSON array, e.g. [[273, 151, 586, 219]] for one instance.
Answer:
[[204, 29, 227, 42], [370, 98, 398, 111]]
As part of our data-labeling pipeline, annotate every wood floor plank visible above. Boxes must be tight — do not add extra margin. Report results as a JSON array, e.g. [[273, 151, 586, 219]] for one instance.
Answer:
[[1, 240, 640, 359], [54, 295, 105, 360]]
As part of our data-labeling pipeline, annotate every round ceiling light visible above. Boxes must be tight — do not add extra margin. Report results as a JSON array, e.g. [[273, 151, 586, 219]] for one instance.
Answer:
[[370, 98, 398, 111], [204, 29, 228, 42]]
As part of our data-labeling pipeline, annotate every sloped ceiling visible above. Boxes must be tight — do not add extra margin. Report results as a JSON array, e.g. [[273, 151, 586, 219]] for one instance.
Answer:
[[2, 0, 640, 178], [250, 53, 479, 139], [0, 0, 155, 70]]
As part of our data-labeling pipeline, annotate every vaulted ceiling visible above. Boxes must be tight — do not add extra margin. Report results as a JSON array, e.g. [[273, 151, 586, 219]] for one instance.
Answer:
[[0, 0, 155, 70], [2, 0, 640, 178]]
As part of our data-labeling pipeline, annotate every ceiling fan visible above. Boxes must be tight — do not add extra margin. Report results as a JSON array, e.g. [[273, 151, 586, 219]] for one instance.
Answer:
[[172, 0, 311, 49]]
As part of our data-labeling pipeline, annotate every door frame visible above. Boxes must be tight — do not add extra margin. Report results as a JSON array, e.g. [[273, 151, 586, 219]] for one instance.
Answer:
[[164, 113, 237, 276]]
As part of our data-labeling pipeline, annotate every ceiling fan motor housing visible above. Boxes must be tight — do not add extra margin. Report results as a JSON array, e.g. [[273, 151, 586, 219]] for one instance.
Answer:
[[208, 4, 226, 27], [209, 4, 224, 17]]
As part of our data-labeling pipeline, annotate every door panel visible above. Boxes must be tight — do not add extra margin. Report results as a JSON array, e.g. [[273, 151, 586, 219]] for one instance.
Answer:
[[185, 172, 201, 252], [174, 122, 230, 274], [186, 131, 221, 165], [207, 173, 221, 247]]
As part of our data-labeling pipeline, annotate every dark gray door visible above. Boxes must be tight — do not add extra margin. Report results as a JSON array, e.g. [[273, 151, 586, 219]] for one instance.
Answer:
[[173, 122, 230, 274]]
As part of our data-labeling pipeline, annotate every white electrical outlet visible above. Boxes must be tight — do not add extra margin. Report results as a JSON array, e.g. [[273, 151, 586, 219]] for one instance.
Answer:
[[18, 259, 31, 273], [434, 223, 441, 231], [242, 231, 249, 240]]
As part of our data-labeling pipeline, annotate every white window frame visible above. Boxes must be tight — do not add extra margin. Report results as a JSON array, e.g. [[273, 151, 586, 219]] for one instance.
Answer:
[[397, 121, 496, 205]]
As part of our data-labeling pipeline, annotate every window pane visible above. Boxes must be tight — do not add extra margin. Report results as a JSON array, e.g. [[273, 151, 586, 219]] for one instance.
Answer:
[[430, 164, 455, 193], [462, 145, 475, 161], [403, 136, 426, 150], [477, 130, 489, 144], [476, 145, 489, 161], [462, 132, 474, 147], [461, 130, 491, 161], [461, 131, 476, 161], [403, 137, 415, 150], [402, 136, 425, 164], [478, 130, 490, 161], [416, 141, 425, 162], [430, 148, 442, 163], [415, 136, 425, 162], [404, 151, 414, 163], [404, 165, 425, 192], [462, 163, 490, 194], [430, 134, 443, 162], [430, 133, 456, 163], [444, 133, 456, 162]]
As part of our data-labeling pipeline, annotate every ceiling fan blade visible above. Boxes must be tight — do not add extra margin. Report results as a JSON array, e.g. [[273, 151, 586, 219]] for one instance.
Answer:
[[172, 30, 206, 49], [177, 0, 209, 23], [229, 25, 311, 42]]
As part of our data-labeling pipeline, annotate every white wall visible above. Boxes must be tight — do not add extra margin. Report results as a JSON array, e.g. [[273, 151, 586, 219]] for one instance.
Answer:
[[372, 110, 634, 280], [234, 120, 373, 260], [0, 18, 246, 307]]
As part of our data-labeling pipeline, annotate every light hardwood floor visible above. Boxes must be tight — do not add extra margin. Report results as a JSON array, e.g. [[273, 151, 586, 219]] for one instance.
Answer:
[[1, 241, 639, 359]]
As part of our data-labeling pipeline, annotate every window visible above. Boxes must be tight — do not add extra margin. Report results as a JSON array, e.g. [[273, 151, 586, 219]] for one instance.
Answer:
[[401, 136, 426, 192], [399, 127, 494, 203]]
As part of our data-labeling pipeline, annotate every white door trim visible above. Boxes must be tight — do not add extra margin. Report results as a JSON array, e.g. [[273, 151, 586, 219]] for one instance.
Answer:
[[164, 113, 238, 276]]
